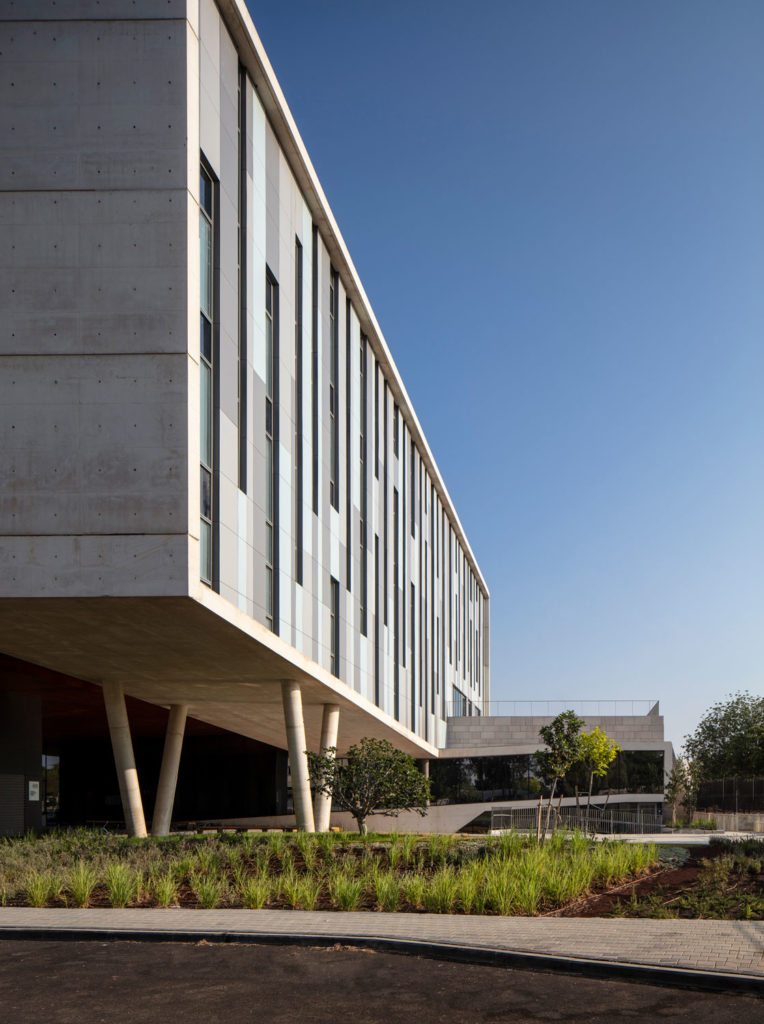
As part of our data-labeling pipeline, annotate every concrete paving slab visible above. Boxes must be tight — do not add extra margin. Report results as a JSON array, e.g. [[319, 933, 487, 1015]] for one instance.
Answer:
[[0, 908, 761, 992]]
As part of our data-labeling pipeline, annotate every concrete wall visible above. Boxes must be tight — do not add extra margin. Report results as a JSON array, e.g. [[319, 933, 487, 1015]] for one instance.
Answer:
[[0, 2, 191, 596], [446, 714, 666, 753]]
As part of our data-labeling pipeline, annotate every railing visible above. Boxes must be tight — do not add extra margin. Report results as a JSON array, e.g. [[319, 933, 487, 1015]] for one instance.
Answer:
[[490, 805, 663, 835], [447, 699, 659, 719]]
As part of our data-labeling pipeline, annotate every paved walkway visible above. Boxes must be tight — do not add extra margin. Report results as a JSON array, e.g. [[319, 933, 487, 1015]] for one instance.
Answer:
[[0, 908, 762, 988]]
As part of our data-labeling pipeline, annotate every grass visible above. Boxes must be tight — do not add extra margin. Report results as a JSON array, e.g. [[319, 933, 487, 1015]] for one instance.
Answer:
[[0, 827, 670, 916]]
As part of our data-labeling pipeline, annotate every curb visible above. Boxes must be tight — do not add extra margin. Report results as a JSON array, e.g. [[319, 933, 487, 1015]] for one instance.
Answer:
[[0, 926, 761, 996]]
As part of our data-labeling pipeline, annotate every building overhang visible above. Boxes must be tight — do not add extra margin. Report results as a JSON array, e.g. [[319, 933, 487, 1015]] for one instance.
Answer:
[[0, 593, 438, 760]]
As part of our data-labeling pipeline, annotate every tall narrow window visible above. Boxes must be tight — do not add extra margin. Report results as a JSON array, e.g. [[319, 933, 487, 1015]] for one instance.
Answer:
[[294, 238, 304, 584], [237, 68, 247, 493], [265, 270, 279, 633], [401, 432, 406, 666], [410, 583, 416, 729], [374, 362, 380, 478], [383, 383, 388, 625], [393, 403, 399, 458], [330, 576, 340, 677], [410, 439, 416, 536], [448, 526, 453, 663], [393, 487, 400, 720], [199, 165, 214, 586], [345, 298, 352, 588], [329, 268, 339, 511], [360, 336, 368, 635], [311, 225, 319, 514], [374, 534, 380, 707]]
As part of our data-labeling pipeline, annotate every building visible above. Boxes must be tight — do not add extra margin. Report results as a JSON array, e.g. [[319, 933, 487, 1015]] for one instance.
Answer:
[[0, 2, 670, 838], [0, 0, 489, 836]]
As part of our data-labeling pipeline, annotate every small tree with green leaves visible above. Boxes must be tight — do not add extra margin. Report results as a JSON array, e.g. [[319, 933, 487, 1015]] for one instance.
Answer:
[[536, 711, 585, 839], [664, 757, 688, 826], [306, 737, 431, 835], [578, 726, 621, 830]]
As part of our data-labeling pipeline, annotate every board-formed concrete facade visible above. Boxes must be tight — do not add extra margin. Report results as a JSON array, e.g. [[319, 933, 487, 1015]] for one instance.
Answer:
[[0, 0, 489, 831]]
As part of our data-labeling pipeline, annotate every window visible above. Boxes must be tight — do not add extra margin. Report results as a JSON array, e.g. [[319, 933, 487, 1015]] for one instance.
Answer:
[[383, 383, 388, 625], [374, 362, 380, 478], [311, 225, 319, 514], [393, 487, 399, 720], [393, 403, 399, 458], [329, 268, 339, 510], [410, 583, 416, 729], [410, 439, 416, 536], [330, 577, 340, 677], [265, 270, 279, 632], [360, 336, 368, 635], [374, 535, 380, 706], [345, 298, 352, 588], [294, 238, 304, 584], [237, 67, 247, 493], [199, 164, 214, 585]]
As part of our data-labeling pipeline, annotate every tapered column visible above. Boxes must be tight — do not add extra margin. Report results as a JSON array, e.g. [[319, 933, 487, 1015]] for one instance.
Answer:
[[281, 680, 315, 832], [313, 703, 340, 832], [102, 682, 147, 838], [151, 704, 188, 837]]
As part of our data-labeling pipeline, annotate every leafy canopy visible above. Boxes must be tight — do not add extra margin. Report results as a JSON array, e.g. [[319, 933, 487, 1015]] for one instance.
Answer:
[[536, 711, 585, 785], [683, 691, 764, 779], [579, 726, 621, 779], [307, 737, 431, 835]]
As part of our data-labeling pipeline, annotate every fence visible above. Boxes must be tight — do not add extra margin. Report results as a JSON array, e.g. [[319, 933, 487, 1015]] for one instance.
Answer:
[[490, 805, 663, 835], [697, 777, 764, 814]]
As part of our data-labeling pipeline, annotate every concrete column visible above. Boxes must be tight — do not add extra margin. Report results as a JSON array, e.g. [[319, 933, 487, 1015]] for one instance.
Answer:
[[281, 680, 315, 832], [313, 703, 340, 832], [151, 704, 188, 837], [421, 758, 430, 807], [102, 682, 147, 838]]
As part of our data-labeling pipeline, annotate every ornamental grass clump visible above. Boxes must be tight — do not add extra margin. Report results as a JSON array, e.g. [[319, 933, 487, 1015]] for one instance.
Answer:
[[24, 870, 62, 908], [423, 867, 458, 913], [194, 874, 225, 909], [238, 872, 271, 910], [152, 872, 179, 908], [372, 870, 400, 912], [67, 863, 98, 908], [105, 862, 138, 908], [328, 872, 363, 911]]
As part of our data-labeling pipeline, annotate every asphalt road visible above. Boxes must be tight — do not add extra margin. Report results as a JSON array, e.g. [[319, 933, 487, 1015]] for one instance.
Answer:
[[0, 940, 761, 1023]]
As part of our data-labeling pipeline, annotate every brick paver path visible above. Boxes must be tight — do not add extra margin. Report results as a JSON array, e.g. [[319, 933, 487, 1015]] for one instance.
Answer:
[[1, 908, 762, 980]]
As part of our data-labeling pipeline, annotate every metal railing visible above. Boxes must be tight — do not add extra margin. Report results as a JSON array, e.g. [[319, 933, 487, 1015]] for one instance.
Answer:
[[490, 805, 663, 835], [447, 699, 659, 719], [697, 777, 764, 814]]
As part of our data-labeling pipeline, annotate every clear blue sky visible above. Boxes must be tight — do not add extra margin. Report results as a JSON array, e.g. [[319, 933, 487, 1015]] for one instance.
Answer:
[[247, 0, 764, 749]]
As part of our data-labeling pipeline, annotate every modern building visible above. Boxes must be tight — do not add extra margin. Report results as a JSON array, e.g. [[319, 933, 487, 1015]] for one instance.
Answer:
[[0, 0, 489, 836], [0, 1, 670, 838]]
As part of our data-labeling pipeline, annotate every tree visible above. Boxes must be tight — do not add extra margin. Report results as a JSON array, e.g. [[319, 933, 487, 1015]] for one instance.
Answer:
[[536, 711, 585, 838], [578, 726, 621, 829], [683, 691, 764, 780], [665, 756, 704, 822], [306, 737, 431, 835]]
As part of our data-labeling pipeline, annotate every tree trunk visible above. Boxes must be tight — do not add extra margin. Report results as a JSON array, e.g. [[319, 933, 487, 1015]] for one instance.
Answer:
[[543, 779, 557, 841], [535, 794, 543, 844], [553, 790, 564, 832], [356, 816, 367, 835], [585, 771, 594, 833]]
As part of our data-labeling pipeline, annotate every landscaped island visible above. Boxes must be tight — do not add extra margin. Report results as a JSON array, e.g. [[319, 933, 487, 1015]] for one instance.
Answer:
[[0, 830, 760, 918]]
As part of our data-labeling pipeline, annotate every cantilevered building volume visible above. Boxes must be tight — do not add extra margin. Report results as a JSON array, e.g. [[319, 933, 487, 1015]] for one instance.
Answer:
[[0, 0, 489, 835], [0, 2, 671, 838]]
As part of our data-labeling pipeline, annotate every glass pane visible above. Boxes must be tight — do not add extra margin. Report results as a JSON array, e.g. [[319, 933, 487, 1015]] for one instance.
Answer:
[[200, 169, 212, 217], [200, 466, 212, 520], [200, 214, 212, 319], [265, 522, 272, 565], [265, 313, 273, 397], [200, 362, 212, 467], [265, 397, 272, 438], [200, 314, 212, 362], [265, 438, 273, 521], [265, 566, 273, 616], [200, 518, 212, 582]]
